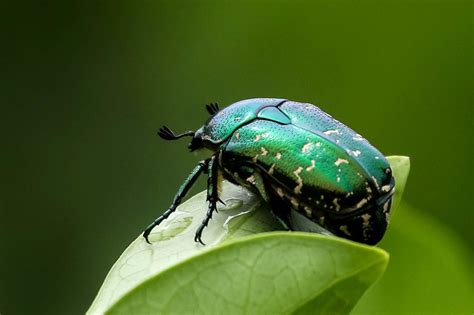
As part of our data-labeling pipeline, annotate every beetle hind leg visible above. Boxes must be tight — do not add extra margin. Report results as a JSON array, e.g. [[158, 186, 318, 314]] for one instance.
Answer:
[[264, 183, 297, 231], [194, 155, 219, 245], [241, 167, 294, 231]]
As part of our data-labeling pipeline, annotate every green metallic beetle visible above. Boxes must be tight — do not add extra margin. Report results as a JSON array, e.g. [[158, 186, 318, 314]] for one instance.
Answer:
[[143, 98, 395, 245]]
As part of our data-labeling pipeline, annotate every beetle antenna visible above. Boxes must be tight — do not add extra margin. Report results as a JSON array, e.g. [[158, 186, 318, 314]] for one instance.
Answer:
[[158, 126, 194, 141], [205, 102, 220, 115]]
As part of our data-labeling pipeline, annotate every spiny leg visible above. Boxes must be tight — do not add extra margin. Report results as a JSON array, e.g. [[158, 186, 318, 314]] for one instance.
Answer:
[[143, 160, 207, 244], [244, 168, 292, 230], [194, 155, 219, 245], [249, 167, 293, 231], [266, 184, 295, 231], [228, 163, 293, 231]]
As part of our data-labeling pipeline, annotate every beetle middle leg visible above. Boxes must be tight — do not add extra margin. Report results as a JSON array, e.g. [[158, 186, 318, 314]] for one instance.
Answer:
[[194, 155, 219, 245], [264, 182, 296, 231], [142, 160, 207, 244], [238, 166, 293, 231]]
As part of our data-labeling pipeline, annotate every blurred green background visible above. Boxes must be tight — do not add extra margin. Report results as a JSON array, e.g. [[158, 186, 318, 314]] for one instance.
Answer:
[[1, 1, 472, 314]]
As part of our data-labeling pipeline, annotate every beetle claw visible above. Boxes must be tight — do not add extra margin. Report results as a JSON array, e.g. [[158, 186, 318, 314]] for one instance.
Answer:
[[194, 232, 206, 245], [143, 230, 152, 244], [145, 236, 152, 245]]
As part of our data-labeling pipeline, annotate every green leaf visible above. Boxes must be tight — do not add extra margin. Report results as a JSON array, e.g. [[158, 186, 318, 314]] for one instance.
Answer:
[[106, 233, 388, 315], [88, 156, 410, 314], [353, 202, 474, 314], [386, 156, 410, 212], [353, 156, 474, 314], [88, 182, 283, 314]]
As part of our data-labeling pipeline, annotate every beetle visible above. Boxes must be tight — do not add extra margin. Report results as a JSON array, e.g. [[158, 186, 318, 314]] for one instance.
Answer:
[[143, 98, 395, 245]]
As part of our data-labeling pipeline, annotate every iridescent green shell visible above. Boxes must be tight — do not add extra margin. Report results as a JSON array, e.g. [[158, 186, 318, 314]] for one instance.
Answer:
[[201, 98, 394, 244], [202, 98, 286, 144]]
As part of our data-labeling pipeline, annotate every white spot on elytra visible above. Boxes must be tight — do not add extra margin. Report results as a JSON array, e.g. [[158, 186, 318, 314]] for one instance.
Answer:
[[381, 185, 391, 192], [235, 132, 240, 139], [333, 198, 341, 211], [340, 225, 351, 236], [361, 213, 372, 239], [260, 147, 268, 156], [304, 206, 312, 217], [290, 197, 299, 207], [268, 164, 275, 175], [275, 152, 282, 160], [372, 176, 380, 190], [301, 142, 313, 153], [293, 167, 304, 194], [375, 156, 380, 160], [246, 175, 256, 184], [352, 150, 361, 157], [254, 134, 261, 142], [324, 129, 340, 135], [362, 214, 371, 224], [334, 158, 349, 166], [306, 160, 316, 171], [356, 198, 368, 209], [276, 187, 284, 198], [316, 142, 321, 147]]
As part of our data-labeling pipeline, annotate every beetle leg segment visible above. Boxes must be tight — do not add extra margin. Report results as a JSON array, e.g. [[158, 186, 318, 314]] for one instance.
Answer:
[[195, 155, 219, 245], [247, 170, 293, 230], [142, 160, 207, 244]]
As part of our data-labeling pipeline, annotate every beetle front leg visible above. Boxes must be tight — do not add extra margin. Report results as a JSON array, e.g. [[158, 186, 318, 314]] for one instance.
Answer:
[[194, 155, 219, 245], [143, 160, 207, 244]]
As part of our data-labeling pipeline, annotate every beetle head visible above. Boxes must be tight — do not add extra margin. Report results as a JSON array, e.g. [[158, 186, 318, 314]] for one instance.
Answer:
[[157, 125, 218, 153], [188, 126, 221, 152], [188, 127, 203, 151], [158, 103, 225, 152]]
